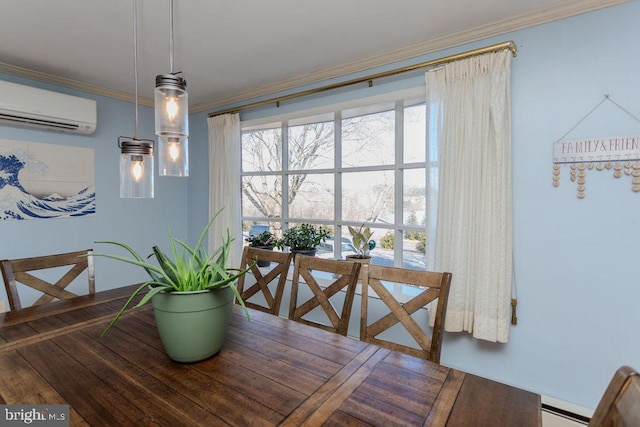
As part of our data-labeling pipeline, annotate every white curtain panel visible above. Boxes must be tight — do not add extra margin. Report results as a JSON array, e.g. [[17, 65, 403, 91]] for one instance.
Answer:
[[426, 50, 512, 343], [207, 113, 242, 269]]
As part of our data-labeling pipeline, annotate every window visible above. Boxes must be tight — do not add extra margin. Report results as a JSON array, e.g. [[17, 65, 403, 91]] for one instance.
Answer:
[[241, 97, 428, 271]]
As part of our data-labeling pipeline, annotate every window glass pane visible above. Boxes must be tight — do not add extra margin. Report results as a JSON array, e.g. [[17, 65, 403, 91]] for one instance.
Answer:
[[402, 233, 427, 270], [403, 168, 426, 226], [242, 175, 282, 218], [404, 104, 426, 163], [342, 170, 394, 223], [375, 228, 397, 267], [288, 122, 334, 171], [342, 111, 394, 167], [403, 167, 428, 270], [242, 127, 282, 172], [317, 236, 357, 260], [288, 173, 334, 220]]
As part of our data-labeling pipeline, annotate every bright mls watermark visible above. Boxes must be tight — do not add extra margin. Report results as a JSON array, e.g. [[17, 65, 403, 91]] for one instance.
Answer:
[[1, 405, 69, 426]]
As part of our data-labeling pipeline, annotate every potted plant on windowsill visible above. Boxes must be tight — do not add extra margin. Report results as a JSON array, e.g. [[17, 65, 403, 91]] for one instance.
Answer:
[[91, 209, 250, 363], [346, 225, 376, 276], [245, 230, 275, 267], [274, 223, 330, 258]]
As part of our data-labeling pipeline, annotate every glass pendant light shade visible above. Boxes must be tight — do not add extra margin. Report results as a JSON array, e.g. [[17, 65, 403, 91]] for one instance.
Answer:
[[119, 138, 154, 198], [158, 135, 188, 176], [155, 73, 188, 137], [155, 0, 189, 177], [119, 0, 154, 199]]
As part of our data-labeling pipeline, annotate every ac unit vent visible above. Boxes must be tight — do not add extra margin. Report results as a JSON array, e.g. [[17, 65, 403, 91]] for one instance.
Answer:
[[0, 113, 80, 131], [0, 80, 97, 134]]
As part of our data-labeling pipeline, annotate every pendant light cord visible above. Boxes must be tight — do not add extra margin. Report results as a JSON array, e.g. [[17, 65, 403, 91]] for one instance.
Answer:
[[133, 0, 139, 139], [169, 0, 174, 74]]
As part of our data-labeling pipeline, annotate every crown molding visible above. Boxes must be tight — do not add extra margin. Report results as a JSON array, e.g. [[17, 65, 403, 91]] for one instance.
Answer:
[[0, 61, 154, 107], [0, 0, 630, 115], [191, 0, 629, 114]]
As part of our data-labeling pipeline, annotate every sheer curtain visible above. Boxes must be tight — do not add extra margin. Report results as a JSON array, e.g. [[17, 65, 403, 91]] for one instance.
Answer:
[[207, 113, 242, 269], [426, 50, 512, 343]]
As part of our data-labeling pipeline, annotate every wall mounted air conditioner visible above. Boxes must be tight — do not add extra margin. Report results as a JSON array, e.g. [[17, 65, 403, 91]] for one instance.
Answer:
[[0, 80, 97, 134]]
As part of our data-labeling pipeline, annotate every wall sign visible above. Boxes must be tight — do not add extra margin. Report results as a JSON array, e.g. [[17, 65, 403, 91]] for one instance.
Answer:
[[552, 96, 640, 198], [0, 139, 95, 220], [553, 136, 640, 163]]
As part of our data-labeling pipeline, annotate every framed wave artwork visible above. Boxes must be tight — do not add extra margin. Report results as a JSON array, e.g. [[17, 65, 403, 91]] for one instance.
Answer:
[[0, 139, 95, 220]]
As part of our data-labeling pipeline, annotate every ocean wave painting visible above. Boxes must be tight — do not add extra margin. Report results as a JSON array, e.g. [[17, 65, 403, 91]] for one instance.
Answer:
[[0, 139, 95, 220]]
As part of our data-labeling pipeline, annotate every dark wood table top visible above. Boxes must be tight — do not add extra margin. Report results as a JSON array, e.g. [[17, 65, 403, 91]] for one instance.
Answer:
[[0, 285, 541, 426]]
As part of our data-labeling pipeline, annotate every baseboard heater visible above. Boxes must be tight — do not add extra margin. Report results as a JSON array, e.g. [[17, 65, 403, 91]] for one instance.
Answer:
[[542, 403, 590, 425]]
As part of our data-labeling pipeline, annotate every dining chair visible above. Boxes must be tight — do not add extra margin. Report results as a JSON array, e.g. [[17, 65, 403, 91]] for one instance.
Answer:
[[360, 264, 452, 364], [289, 255, 361, 336], [236, 246, 293, 315], [589, 366, 639, 427], [0, 249, 95, 311]]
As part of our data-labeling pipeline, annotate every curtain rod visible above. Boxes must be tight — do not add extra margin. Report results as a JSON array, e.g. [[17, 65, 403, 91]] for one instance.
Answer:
[[208, 40, 517, 118]]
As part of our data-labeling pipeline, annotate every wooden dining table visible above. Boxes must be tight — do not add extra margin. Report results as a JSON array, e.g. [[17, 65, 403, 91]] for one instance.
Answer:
[[0, 285, 541, 426]]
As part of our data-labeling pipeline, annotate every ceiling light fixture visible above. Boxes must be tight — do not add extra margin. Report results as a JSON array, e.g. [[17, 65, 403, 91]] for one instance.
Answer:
[[155, 0, 188, 177], [120, 0, 154, 198]]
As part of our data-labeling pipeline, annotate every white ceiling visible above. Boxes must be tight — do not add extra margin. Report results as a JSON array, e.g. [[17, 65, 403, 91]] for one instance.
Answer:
[[0, 0, 627, 113]]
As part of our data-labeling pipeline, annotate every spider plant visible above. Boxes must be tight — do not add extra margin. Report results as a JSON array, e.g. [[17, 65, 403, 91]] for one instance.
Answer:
[[92, 209, 250, 335]]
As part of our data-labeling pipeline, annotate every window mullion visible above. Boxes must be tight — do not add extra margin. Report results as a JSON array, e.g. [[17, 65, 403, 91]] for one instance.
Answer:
[[394, 101, 403, 268], [334, 110, 342, 258], [282, 122, 289, 227]]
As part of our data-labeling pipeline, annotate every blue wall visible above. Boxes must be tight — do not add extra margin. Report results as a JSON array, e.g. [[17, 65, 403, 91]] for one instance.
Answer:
[[188, 1, 640, 410], [0, 74, 189, 298], [187, 109, 210, 246], [503, 0, 640, 409]]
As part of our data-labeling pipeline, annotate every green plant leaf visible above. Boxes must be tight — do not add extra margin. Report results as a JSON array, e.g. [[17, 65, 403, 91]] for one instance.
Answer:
[[152, 245, 179, 286], [100, 282, 154, 336], [94, 241, 164, 282]]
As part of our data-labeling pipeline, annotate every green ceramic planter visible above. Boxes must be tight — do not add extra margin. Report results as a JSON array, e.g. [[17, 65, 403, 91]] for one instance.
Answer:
[[151, 286, 234, 363]]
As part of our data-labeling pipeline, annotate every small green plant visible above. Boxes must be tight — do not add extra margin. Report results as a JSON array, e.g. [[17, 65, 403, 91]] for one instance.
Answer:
[[415, 232, 426, 253], [347, 224, 375, 258], [244, 230, 275, 247], [92, 209, 250, 335], [275, 223, 330, 251], [406, 213, 418, 239], [380, 231, 394, 249]]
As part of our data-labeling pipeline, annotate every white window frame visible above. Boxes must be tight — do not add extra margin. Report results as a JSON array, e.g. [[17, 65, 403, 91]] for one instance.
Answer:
[[241, 87, 428, 274]]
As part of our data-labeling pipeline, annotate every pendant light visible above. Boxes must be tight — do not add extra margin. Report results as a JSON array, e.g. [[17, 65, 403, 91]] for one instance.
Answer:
[[155, 0, 189, 177], [120, 0, 155, 198]]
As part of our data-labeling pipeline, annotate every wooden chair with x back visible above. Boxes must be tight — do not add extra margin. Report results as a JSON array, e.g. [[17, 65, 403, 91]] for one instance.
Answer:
[[235, 246, 293, 316], [289, 255, 361, 336], [589, 366, 640, 427], [360, 264, 452, 364], [1, 249, 96, 311]]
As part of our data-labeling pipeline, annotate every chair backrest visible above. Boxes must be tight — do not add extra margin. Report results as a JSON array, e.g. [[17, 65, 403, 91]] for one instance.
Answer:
[[589, 366, 640, 427], [0, 249, 95, 311], [236, 246, 293, 315], [289, 255, 361, 336], [360, 264, 451, 364]]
